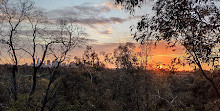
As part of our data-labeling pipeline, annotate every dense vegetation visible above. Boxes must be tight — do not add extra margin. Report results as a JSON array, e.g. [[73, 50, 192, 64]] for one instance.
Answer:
[[0, 65, 220, 111], [0, 44, 220, 111]]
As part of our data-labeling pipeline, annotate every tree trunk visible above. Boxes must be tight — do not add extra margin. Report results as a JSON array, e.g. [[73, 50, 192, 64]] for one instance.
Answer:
[[135, 88, 140, 111], [41, 64, 60, 111], [40, 79, 52, 111], [197, 63, 220, 98], [28, 68, 37, 102], [187, 47, 220, 98], [12, 65, 18, 101], [10, 34, 18, 101]]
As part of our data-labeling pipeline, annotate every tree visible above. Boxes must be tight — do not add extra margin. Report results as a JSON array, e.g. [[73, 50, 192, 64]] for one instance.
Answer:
[[20, 8, 53, 102], [105, 42, 139, 69], [114, 0, 147, 14], [0, 0, 34, 101], [0, 0, 88, 108], [82, 46, 104, 69], [82, 46, 105, 83], [137, 41, 152, 71], [115, 0, 220, 97], [40, 17, 87, 111], [104, 42, 144, 110]]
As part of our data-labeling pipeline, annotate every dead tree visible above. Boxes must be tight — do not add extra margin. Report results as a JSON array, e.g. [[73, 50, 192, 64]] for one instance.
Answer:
[[0, 0, 34, 101], [40, 17, 87, 111], [20, 8, 56, 102]]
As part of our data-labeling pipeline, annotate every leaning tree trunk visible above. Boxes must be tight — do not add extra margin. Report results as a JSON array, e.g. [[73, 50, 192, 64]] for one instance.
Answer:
[[197, 62, 220, 98], [28, 67, 38, 102], [190, 49, 220, 98], [40, 64, 60, 111]]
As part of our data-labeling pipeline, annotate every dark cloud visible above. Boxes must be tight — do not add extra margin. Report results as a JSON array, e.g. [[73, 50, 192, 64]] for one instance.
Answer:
[[47, 4, 126, 28], [73, 5, 110, 14], [70, 17, 125, 25], [128, 15, 142, 20], [49, 8, 79, 17], [48, 5, 110, 19]]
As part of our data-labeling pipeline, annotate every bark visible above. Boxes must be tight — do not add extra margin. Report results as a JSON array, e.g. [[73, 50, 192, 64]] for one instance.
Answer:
[[40, 63, 60, 111], [28, 68, 37, 102], [28, 43, 51, 102], [188, 47, 220, 98], [10, 29, 18, 101], [12, 65, 18, 101], [135, 88, 140, 111], [197, 62, 220, 98]]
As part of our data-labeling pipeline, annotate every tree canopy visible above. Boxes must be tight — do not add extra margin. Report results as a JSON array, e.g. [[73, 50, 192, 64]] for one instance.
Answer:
[[115, 0, 220, 97]]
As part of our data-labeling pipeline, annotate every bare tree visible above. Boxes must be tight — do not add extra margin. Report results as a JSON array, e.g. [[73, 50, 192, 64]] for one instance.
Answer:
[[20, 8, 57, 102], [40, 17, 87, 111], [0, 0, 34, 101]]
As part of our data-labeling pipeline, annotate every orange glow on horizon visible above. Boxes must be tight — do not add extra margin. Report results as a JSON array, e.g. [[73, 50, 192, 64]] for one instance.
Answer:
[[0, 42, 212, 71]]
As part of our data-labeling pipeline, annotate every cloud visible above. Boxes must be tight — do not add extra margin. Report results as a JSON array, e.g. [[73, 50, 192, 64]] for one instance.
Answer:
[[97, 26, 113, 34], [74, 5, 110, 13], [48, 4, 111, 18], [99, 1, 122, 10], [49, 8, 79, 17], [127, 15, 142, 20], [69, 17, 125, 26], [119, 35, 134, 38], [47, 4, 126, 28], [100, 36, 111, 39], [99, 30, 112, 34]]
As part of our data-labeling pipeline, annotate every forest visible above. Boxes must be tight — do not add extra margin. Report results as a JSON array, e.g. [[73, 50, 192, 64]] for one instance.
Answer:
[[0, 0, 219, 111]]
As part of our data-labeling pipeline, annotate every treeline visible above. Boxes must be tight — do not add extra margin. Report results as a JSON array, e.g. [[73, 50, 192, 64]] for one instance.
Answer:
[[0, 44, 220, 111], [0, 64, 219, 111]]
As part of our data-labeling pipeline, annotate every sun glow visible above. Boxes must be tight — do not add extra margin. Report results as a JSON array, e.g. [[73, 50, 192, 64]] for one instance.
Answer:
[[155, 64, 166, 70]]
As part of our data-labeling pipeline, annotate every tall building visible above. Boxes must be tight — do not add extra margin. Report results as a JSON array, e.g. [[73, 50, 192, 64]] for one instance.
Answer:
[[37, 58, 40, 66], [47, 60, 51, 66], [52, 60, 58, 67]]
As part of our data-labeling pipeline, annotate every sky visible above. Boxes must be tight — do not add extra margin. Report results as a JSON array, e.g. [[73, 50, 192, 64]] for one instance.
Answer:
[[34, 0, 153, 43], [1, 0, 215, 71], [32, 0, 189, 69]]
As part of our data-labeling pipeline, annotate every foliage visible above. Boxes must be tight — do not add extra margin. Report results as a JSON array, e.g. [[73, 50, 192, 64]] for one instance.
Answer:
[[104, 42, 140, 69], [115, 0, 220, 97], [0, 63, 219, 110]]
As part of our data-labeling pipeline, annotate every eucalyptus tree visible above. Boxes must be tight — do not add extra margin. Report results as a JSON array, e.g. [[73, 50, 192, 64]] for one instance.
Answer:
[[115, 0, 220, 97], [104, 42, 138, 70]]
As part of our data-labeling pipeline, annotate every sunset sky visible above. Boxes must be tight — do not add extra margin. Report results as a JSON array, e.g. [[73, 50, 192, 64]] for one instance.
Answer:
[[33, 0, 187, 68], [0, 0, 215, 71], [34, 0, 153, 43]]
